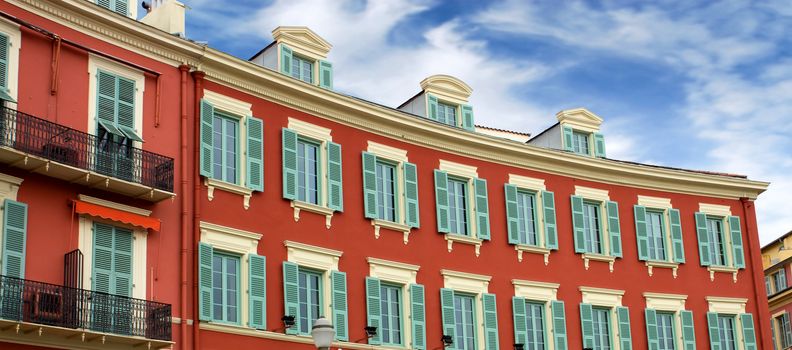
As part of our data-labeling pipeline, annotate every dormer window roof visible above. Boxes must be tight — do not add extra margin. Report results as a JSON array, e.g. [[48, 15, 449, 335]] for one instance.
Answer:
[[398, 75, 476, 131], [557, 108, 606, 158]]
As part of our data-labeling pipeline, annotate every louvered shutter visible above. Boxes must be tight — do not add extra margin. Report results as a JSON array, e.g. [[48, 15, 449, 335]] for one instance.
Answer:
[[92, 223, 114, 294], [607, 201, 622, 257], [461, 105, 474, 131], [504, 184, 520, 244], [707, 312, 721, 350], [645, 309, 659, 350], [427, 94, 439, 121], [404, 162, 420, 228], [579, 303, 595, 348], [440, 288, 455, 339], [198, 242, 213, 321], [512, 297, 527, 344], [96, 71, 118, 130], [617, 306, 632, 350], [593, 132, 606, 158], [482, 293, 499, 350], [729, 216, 745, 268], [319, 60, 333, 89], [434, 170, 450, 233], [280, 44, 293, 75], [331, 270, 348, 341], [362, 152, 378, 219], [543, 191, 558, 250], [562, 125, 574, 151], [634, 205, 649, 260], [281, 128, 298, 200], [571, 196, 586, 253], [740, 313, 757, 350], [248, 254, 266, 329], [669, 209, 685, 263], [199, 99, 214, 177], [116, 76, 136, 134], [0, 33, 9, 93], [326, 141, 343, 211], [113, 227, 133, 297], [113, 0, 129, 16], [246, 116, 264, 191], [680, 310, 696, 350], [410, 284, 426, 350], [282, 262, 300, 334], [551, 300, 568, 350], [1, 199, 27, 278], [695, 212, 711, 266], [474, 178, 490, 240], [365, 277, 381, 345]]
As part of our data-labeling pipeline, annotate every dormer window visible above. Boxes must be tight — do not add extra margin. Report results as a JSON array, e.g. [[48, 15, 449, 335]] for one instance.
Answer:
[[571, 130, 591, 155], [291, 55, 314, 84], [398, 75, 476, 131], [437, 101, 458, 126], [248, 27, 334, 90]]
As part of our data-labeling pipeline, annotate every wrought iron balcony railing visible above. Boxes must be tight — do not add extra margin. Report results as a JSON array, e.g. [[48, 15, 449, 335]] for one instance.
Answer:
[[0, 106, 174, 192], [0, 275, 171, 341]]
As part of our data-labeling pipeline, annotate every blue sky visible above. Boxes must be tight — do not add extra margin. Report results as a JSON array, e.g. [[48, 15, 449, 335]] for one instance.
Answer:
[[179, 0, 791, 244]]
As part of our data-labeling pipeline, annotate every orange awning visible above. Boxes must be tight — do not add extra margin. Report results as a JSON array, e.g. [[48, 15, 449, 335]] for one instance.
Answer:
[[73, 200, 161, 232]]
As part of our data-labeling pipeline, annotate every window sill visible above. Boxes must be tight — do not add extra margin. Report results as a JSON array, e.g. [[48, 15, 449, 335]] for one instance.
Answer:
[[514, 244, 551, 265], [708, 265, 739, 283], [582, 253, 615, 273], [445, 234, 482, 257], [291, 201, 334, 229], [645, 260, 680, 278], [205, 178, 252, 210], [371, 219, 411, 244]]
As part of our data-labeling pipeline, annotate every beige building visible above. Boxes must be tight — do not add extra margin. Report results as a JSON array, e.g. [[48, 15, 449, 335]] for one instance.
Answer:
[[762, 230, 792, 349]]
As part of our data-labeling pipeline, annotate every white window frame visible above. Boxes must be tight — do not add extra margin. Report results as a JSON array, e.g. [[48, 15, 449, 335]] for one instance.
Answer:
[[706, 297, 749, 350], [286, 118, 336, 228], [513, 279, 561, 349], [579, 286, 627, 350], [87, 54, 145, 146], [439, 160, 484, 256], [442, 269, 491, 350], [699, 203, 740, 282], [508, 174, 553, 265], [0, 173, 22, 271], [575, 186, 616, 271], [285, 240, 342, 324], [366, 141, 413, 243], [368, 257, 420, 348], [0, 18, 21, 105], [202, 90, 254, 209]]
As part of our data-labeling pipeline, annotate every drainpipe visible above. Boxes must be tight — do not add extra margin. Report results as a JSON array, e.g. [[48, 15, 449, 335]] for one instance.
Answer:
[[178, 64, 190, 350], [741, 197, 772, 348], [191, 70, 206, 350]]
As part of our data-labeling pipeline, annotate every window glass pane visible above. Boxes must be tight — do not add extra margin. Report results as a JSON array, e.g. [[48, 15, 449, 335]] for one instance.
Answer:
[[438, 102, 457, 127], [211, 253, 240, 324], [647, 211, 666, 260], [516, 191, 537, 245], [376, 162, 397, 222], [572, 131, 590, 155], [526, 302, 545, 350], [447, 178, 468, 235], [296, 139, 320, 205], [657, 313, 675, 350], [707, 218, 726, 266], [297, 269, 322, 334], [380, 284, 402, 345], [718, 315, 736, 350], [453, 294, 476, 350], [593, 308, 611, 350], [583, 202, 602, 254], [211, 114, 239, 183]]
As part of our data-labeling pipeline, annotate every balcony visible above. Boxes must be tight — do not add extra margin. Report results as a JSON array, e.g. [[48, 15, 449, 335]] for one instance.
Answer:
[[0, 106, 174, 202], [0, 275, 172, 349]]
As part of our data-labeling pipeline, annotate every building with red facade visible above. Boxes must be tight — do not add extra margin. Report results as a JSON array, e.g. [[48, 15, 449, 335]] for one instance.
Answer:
[[0, 1, 773, 350]]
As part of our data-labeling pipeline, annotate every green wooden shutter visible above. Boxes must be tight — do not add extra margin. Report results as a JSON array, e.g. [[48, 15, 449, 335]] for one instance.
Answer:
[[282, 128, 298, 200], [607, 201, 622, 257], [593, 132, 606, 158], [440, 288, 455, 339], [474, 178, 490, 240], [410, 284, 426, 350], [551, 300, 568, 350], [669, 209, 685, 263], [331, 270, 348, 341], [198, 242, 213, 321], [365, 277, 382, 345], [0, 34, 9, 92], [282, 262, 300, 334], [504, 184, 520, 244], [248, 254, 266, 329], [765, 276, 771, 295], [645, 309, 659, 350], [562, 125, 574, 151], [362, 152, 378, 219], [482, 293, 499, 350], [634, 205, 649, 261], [680, 310, 695, 350], [427, 94, 439, 121], [543, 191, 558, 250], [729, 216, 745, 268], [280, 44, 293, 75], [695, 212, 711, 266], [319, 60, 333, 89], [97, 71, 118, 128], [461, 105, 475, 131], [434, 170, 450, 233], [2, 200, 27, 278], [404, 162, 420, 228], [246, 116, 264, 192], [113, 227, 133, 297], [327, 141, 343, 211], [92, 223, 114, 294], [617, 306, 632, 350], [199, 99, 214, 177], [579, 303, 595, 348], [740, 313, 757, 350], [512, 297, 527, 344], [706, 312, 721, 350], [116, 77, 135, 130], [571, 196, 586, 253], [113, 0, 129, 16]]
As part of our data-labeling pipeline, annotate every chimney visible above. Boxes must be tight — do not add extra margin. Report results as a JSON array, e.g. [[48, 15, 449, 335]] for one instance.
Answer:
[[140, 0, 186, 38]]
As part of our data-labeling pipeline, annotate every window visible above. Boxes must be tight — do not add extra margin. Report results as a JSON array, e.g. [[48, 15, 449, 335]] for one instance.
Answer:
[[296, 138, 321, 205], [592, 307, 612, 350], [707, 217, 727, 266], [646, 210, 666, 260], [525, 302, 545, 350], [516, 191, 538, 245], [634, 197, 686, 270], [435, 161, 490, 249], [513, 280, 567, 350], [291, 55, 314, 84], [365, 258, 425, 348], [437, 102, 458, 127], [561, 124, 606, 158], [297, 268, 323, 334], [580, 287, 631, 349], [571, 187, 622, 270], [453, 293, 477, 350], [705, 298, 757, 350], [448, 177, 469, 236], [505, 176, 558, 262], [426, 94, 475, 130], [278, 42, 333, 89], [380, 283, 403, 345], [582, 201, 603, 254], [211, 252, 241, 324], [717, 315, 737, 350], [695, 206, 745, 271], [572, 131, 590, 156], [441, 270, 498, 350], [212, 113, 239, 184], [656, 312, 675, 350], [773, 269, 787, 294], [776, 313, 792, 349], [94, 70, 141, 181], [376, 161, 397, 222], [92, 223, 133, 297], [362, 144, 420, 241]]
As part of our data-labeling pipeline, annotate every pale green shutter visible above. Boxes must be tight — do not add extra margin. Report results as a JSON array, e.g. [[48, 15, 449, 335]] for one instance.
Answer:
[[114, 0, 129, 16], [116, 77, 136, 131], [634, 205, 649, 261], [2, 199, 27, 278], [0, 34, 9, 93], [695, 212, 711, 266], [551, 300, 568, 350], [248, 254, 266, 329], [729, 216, 745, 268], [765, 277, 771, 295], [319, 60, 333, 89], [512, 297, 527, 344], [617, 306, 632, 350], [482, 293, 499, 350], [427, 94, 439, 121], [331, 270, 348, 341], [645, 309, 659, 350], [707, 312, 721, 350], [280, 44, 293, 75], [282, 262, 300, 334], [362, 152, 378, 219], [365, 277, 382, 345], [740, 313, 757, 350], [607, 201, 622, 257], [92, 223, 114, 294], [594, 132, 606, 158], [246, 116, 264, 192], [543, 191, 558, 250], [571, 196, 586, 253], [410, 284, 426, 350], [198, 242, 213, 321], [504, 184, 520, 244], [434, 170, 450, 233], [440, 288, 455, 339], [680, 310, 695, 350], [327, 141, 343, 211], [580, 303, 595, 348], [474, 178, 490, 240], [461, 105, 475, 131], [669, 209, 685, 263], [199, 99, 214, 177], [97, 71, 119, 129], [282, 128, 298, 200], [113, 227, 133, 297], [404, 162, 420, 228], [562, 125, 574, 151]]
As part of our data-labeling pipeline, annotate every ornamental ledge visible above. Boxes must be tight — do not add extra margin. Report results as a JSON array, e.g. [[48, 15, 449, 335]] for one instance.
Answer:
[[445, 234, 482, 257], [514, 244, 551, 265], [205, 178, 252, 210], [290, 201, 333, 229], [371, 219, 411, 244], [582, 253, 616, 273], [645, 260, 680, 278], [708, 266, 739, 283]]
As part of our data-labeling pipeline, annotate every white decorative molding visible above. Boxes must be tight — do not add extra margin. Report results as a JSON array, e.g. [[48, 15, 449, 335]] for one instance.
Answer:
[[699, 203, 732, 217], [638, 195, 673, 209], [445, 234, 482, 257], [272, 26, 332, 60], [288, 117, 332, 142], [643, 292, 687, 312], [367, 141, 408, 163], [203, 89, 253, 118], [372, 219, 411, 244], [575, 186, 610, 201], [582, 253, 616, 272], [367, 257, 419, 285], [441, 269, 490, 295], [708, 266, 739, 283], [78, 194, 152, 216], [645, 261, 679, 278], [285, 240, 342, 271], [439, 160, 478, 178], [513, 280, 559, 302], [420, 74, 472, 105], [508, 174, 546, 191], [580, 286, 625, 307], [556, 108, 603, 133], [291, 201, 334, 229], [199, 221, 261, 255], [205, 178, 252, 210], [706, 296, 747, 314], [515, 245, 551, 265]]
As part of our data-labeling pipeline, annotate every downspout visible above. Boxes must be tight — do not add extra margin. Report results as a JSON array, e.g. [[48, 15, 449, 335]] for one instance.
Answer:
[[178, 64, 189, 350], [741, 197, 773, 348], [191, 70, 206, 350]]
